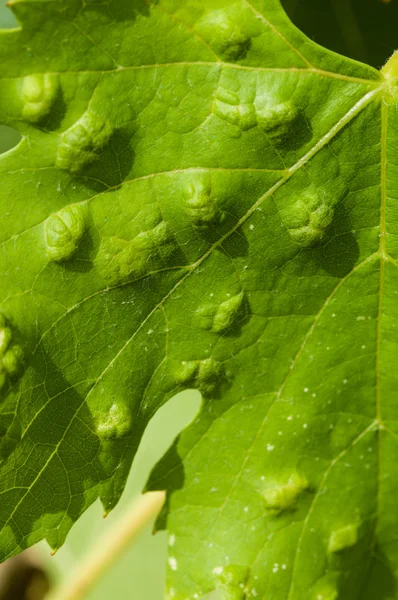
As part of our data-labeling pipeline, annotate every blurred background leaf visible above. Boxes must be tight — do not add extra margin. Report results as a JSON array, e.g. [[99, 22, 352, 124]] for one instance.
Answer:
[[281, 0, 398, 68]]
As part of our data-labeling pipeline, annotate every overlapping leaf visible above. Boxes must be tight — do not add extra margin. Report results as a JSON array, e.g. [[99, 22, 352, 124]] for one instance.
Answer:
[[0, 1, 397, 598]]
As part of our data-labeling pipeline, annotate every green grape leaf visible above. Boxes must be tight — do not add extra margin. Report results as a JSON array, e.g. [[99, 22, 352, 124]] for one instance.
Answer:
[[0, 1, 397, 599]]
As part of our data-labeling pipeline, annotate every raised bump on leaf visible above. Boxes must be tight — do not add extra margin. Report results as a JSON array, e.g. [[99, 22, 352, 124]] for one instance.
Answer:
[[96, 402, 133, 441], [22, 73, 59, 124], [263, 473, 309, 511], [3, 345, 24, 376], [196, 292, 245, 333], [95, 221, 175, 285], [183, 173, 224, 227], [213, 100, 257, 132], [283, 191, 335, 247], [315, 592, 338, 600], [213, 81, 257, 132], [313, 576, 339, 600], [328, 524, 358, 553], [256, 101, 299, 142], [56, 110, 113, 173], [0, 326, 12, 354], [45, 204, 87, 262], [174, 360, 198, 384], [196, 10, 250, 62], [216, 564, 250, 600], [174, 358, 223, 396], [0, 316, 24, 389]]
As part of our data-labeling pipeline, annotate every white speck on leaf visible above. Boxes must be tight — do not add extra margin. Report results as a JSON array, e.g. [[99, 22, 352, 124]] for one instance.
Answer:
[[213, 566, 223, 575]]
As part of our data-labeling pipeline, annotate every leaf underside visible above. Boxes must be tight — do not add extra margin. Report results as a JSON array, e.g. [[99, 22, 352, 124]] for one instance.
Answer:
[[0, 1, 397, 599]]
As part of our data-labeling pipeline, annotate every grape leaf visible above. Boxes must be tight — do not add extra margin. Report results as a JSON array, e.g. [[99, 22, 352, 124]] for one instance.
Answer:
[[0, 1, 397, 599]]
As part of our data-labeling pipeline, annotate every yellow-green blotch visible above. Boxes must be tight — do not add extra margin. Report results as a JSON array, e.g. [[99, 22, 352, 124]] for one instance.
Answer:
[[56, 110, 113, 173], [282, 192, 334, 247], [216, 564, 250, 600], [22, 73, 58, 124], [256, 101, 298, 142], [196, 9, 250, 62], [96, 402, 133, 441], [328, 524, 358, 553], [174, 358, 223, 396], [183, 174, 224, 227], [196, 292, 244, 333], [95, 221, 175, 285], [263, 473, 309, 511], [45, 204, 87, 262]]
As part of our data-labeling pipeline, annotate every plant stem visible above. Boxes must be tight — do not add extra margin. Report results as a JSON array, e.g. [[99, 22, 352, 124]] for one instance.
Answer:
[[49, 491, 166, 600]]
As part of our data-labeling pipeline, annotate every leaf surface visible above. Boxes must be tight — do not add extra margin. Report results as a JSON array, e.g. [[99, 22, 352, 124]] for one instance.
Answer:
[[0, 1, 397, 599]]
